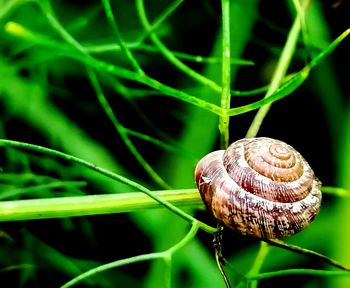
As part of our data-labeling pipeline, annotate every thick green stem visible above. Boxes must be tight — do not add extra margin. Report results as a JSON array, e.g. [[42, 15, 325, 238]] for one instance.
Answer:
[[0, 139, 216, 233], [219, 0, 231, 148], [0, 189, 202, 222]]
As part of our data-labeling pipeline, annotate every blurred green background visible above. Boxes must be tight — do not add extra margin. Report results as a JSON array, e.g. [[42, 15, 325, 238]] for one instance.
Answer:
[[0, 0, 349, 287]]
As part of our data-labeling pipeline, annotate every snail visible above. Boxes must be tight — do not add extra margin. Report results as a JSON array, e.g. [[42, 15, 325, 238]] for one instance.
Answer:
[[195, 137, 322, 239]]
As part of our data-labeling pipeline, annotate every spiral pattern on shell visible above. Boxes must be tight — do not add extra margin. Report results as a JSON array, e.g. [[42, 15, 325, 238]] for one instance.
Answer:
[[195, 137, 322, 239]]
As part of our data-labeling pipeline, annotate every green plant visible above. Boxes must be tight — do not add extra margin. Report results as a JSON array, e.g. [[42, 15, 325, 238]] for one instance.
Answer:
[[0, 0, 349, 287]]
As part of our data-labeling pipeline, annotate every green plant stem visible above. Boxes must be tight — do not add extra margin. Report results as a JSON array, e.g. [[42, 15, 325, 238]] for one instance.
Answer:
[[41, 2, 170, 189], [2, 18, 296, 116], [219, 0, 231, 149], [0, 181, 86, 200], [61, 252, 165, 288], [86, 42, 254, 66], [321, 186, 350, 197], [0, 189, 202, 222], [228, 68, 309, 116], [265, 239, 350, 272], [245, 8, 302, 138], [87, 68, 171, 189], [167, 221, 200, 253], [0, 0, 27, 19], [5, 21, 348, 118], [124, 128, 187, 155], [0, 139, 216, 233], [136, 0, 222, 93], [101, 0, 144, 74], [247, 241, 270, 288], [61, 223, 200, 288], [39, 0, 86, 54], [248, 269, 350, 281]]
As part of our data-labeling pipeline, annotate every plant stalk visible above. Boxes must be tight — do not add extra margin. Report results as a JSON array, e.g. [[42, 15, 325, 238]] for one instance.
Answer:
[[245, 9, 302, 138], [219, 0, 231, 149]]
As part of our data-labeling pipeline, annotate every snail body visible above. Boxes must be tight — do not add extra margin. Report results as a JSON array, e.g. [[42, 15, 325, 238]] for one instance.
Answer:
[[195, 137, 322, 239]]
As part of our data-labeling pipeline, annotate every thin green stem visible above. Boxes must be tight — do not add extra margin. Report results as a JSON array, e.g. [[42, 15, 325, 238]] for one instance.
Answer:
[[294, 0, 312, 61], [101, 0, 144, 74], [219, 0, 231, 149], [0, 139, 217, 233], [87, 68, 171, 189], [247, 241, 270, 288], [265, 239, 350, 272], [86, 43, 254, 66], [245, 7, 302, 138], [168, 222, 200, 254], [39, 0, 86, 54], [61, 252, 164, 288], [136, 0, 184, 43], [136, 0, 222, 93], [61, 223, 200, 288], [248, 269, 350, 281], [0, 180, 86, 201], [125, 128, 188, 156], [228, 68, 309, 116]]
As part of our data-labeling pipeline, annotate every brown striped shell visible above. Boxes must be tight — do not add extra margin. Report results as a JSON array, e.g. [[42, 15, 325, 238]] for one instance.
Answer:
[[195, 137, 322, 239]]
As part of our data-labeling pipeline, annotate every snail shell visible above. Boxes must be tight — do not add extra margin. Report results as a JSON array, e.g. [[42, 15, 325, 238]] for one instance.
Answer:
[[195, 137, 322, 239]]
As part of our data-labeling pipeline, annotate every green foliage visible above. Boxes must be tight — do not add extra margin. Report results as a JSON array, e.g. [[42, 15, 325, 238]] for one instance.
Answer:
[[0, 0, 349, 287]]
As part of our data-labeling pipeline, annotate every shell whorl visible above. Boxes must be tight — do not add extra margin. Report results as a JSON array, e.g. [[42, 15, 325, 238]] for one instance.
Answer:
[[195, 137, 322, 239]]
